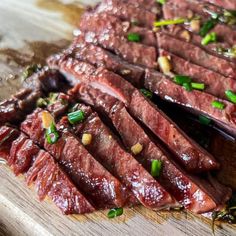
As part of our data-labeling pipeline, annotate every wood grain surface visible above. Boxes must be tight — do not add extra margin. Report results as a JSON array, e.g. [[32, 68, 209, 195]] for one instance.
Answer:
[[0, 1, 236, 235]]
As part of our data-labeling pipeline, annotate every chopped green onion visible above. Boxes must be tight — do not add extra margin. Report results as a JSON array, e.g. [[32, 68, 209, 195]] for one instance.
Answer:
[[156, 0, 166, 5], [23, 64, 42, 80], [216, 46, 236, 58], [107, 208, 123, 218], [173, 75, 191, 85], [68, 110, 85, 125], [199, 19, 217, 37], [191, 82, 205, 90], [46, 123, 59, 144], [151, 160, 162, 177], [48, 93, 59, 105], [225, 90, 236, 104], [140, 88, 153, 99], [199, 115, 211, 125], [211, 100, 225, 110], [183, 83, 192, 91], [127, 33, 141, 42], [201, 32, 217, 45], [154, 18, 186, 27], [36, 98, 48, 108]]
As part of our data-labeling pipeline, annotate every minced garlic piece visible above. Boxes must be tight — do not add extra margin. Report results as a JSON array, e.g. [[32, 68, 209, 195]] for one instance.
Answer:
[[190, 19, 200, 32], [131, 143, 143, 155], [158, 56, 172, 74], [82, 133, 92, 146], [41, 111, 55, 129], [180, 30, 191, 42]]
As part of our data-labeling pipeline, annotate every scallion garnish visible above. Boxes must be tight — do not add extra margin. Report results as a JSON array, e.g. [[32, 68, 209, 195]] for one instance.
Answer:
[[156, 0, 166, 5], [199, 115, 211, 125], [140, 88, 153, 99], [211, 100, 225, 110], [127, 33, 141, 42], [225, 90, 236, 104], [191, 82, 205, 90], [216, 46, 236, 58], [107, 208, 123, 218], [23, 64, 42, 80], [154, 18, 186, 27], [46, 123, 59, 144], [36, 98, 48, 108], [173, 75, 191, 85], [151, 160, 162, 177], [183, 83, 192, 91], [68, 110, 85, 125], [199, 19, 217, 37], [201, 32, 217, 45]]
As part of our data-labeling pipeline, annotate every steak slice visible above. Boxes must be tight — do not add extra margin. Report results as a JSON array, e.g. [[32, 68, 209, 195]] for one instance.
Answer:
[[163, 0, 236, 46], [145, 69, 236, 136], [160, 49, 236, 100], [202, 0, 236, 10], [93, 0, 157, 28], [0, 126, 95, 214], [51, 56, 219, 172], [79, 13, 156, 47], [0, 67, 69, 126], [21, 108, 128, 209], [26, 150, 95, 214], [58, 105, 175, 210], [69, 84, 232, 213], [157, 32, 236, 78]]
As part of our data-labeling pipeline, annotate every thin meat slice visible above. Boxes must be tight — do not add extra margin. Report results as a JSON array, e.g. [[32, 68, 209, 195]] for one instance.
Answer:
[[70, 84, 231, 213], [163, 0, 236, 46], [58, 105, 175, 210], [79, 13, 156, 47], [160, 49, 236, 100], [93, 0, 157, 28], [50, 56, 219, 172], [21, 108, 128, 209], [202, 0, 236, 10], [157, 32, 236, 78], [26, 150, 95, 214], [145, 69, 236, 136]]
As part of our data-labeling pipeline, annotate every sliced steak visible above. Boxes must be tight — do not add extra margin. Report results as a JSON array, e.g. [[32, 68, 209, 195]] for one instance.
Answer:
[[163, 0, 236, 46], [59, 105, 175, 210], [164, 26, 235, 63], [21, 108, 129, 209], [79, 13, 156, 47], [202, 0, 236, 10], [157, 32, 236, 78], [26, 150, 95, 214], [52, 56, 219, 172], [145, 69, 236, 136], [70, 84, 231, 213], [93, 0, 157, 28], [160, 49, 236, 100], [0, 67, 69, 126]]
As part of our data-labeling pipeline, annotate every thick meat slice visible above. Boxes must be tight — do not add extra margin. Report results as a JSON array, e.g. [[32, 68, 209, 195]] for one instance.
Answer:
[[157, 32, 236, 78], [51, 56, 219, 172], [58, 105, 175, 210], [70, 84, 232, 213], [79, 13, 156, 47], [9, 134, 40, 175], [0, 126, 19, 160], [202, 0, 236, 10], [94, 0, 157, 28], [145, 69, 236, 136], [164, 26, 235, 63], [63, 41, 145, 87], [21, 108, 128, 209], [26, 150, 95, 214], [163, 0, 236, 46], [160, 49, 236, 100]]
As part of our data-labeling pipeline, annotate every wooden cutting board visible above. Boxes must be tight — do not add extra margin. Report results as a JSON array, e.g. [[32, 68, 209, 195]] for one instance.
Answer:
[[0, 1, 236, 235]]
